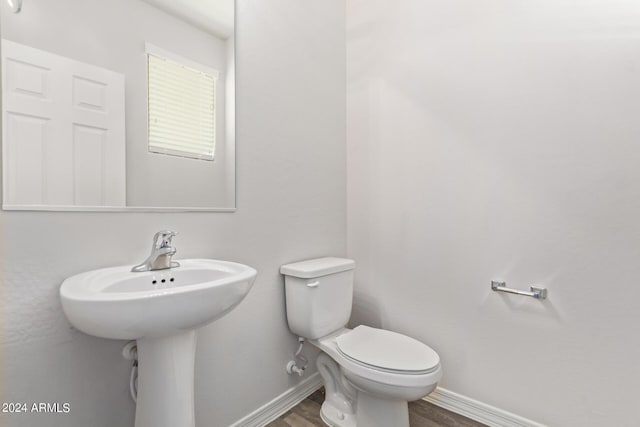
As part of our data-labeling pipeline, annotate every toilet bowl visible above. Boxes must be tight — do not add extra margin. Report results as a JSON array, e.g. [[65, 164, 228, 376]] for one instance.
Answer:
[[281, 257, 442, 427]]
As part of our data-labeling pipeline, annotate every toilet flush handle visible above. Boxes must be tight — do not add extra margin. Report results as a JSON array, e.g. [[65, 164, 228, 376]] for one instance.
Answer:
[[307, 281, 320, 288]]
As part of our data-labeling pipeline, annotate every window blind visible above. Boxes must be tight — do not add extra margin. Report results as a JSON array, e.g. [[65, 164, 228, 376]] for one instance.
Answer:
[[147, 53, 217, 161]]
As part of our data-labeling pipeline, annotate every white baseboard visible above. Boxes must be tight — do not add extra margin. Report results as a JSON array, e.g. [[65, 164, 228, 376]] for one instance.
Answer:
[[229, 375, 545, 427], [229, 373, 322, 427], [424, 387, 547, 427]]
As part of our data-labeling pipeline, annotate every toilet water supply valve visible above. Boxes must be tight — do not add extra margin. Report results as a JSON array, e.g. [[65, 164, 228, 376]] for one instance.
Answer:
[[286, 337, 308, 376]]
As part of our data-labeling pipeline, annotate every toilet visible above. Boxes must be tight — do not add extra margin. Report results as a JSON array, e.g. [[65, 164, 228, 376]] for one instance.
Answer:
[[281, 257, 442, 427]]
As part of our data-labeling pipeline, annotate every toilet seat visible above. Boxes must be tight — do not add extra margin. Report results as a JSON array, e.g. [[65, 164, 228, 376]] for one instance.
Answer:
[[336, 326, 440, 375], [312, 328, 442, 390]]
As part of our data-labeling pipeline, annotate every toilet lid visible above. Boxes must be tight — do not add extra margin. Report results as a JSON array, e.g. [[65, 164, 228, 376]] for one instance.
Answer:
[[336, 326, 440, 374]]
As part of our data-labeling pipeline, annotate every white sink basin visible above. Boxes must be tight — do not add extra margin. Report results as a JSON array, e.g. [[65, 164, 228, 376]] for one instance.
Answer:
[[60, 259, 257, 339], [59, 258, 257, 427]]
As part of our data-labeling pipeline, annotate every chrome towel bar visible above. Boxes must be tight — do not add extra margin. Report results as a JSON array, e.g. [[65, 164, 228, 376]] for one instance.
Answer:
[[491, 281, 548, 300]]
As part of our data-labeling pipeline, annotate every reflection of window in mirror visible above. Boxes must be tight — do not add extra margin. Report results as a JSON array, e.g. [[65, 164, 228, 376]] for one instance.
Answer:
[[146, 44, 218, 162]]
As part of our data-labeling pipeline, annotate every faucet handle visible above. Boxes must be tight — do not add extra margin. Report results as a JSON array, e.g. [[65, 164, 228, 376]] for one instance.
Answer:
[[153, 230, 178, 248]]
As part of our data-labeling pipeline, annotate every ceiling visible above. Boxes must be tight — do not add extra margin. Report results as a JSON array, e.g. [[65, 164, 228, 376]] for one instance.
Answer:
[[142, 0, 234, 39]]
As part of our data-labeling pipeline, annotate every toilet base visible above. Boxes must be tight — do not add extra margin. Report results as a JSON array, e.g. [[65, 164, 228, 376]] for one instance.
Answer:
[[355, 393, 409, 427], [320, 394, 408, 427], [320, 401, 356, 427], [316, 353, 356, 427], [315, 351, 412, 427]]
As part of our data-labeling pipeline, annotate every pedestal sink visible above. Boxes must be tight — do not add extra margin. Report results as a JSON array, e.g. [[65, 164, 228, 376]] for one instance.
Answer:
[[60, 259, 257, 427]]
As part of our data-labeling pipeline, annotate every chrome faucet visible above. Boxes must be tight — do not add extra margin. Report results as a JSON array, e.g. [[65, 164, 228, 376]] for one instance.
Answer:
[[131, 231, 180, 272]]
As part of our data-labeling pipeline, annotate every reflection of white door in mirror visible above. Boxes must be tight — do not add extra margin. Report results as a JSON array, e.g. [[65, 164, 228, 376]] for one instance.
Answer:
[[0, 0, 235, 211], [1, 39, 126, 209]]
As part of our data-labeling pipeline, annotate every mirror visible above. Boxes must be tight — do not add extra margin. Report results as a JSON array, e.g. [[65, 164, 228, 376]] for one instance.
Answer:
[[0, 0, 235, 211]]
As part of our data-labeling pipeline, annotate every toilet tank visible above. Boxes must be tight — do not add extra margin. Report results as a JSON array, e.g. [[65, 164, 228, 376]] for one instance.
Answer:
[[281, 257, 355, 340]]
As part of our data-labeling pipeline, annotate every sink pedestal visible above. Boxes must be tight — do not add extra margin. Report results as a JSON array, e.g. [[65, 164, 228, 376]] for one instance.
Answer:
[[135, 331, 197, 427]]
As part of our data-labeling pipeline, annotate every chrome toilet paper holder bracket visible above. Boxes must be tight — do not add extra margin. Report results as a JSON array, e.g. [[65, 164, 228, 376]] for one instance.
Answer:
[[491, 281, 548, 300]]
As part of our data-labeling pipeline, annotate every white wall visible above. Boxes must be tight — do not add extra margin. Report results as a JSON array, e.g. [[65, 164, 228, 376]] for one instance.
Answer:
[[1, 0, 232, 208], [347, 1, 640, 426], [0, 0, 346, 425]]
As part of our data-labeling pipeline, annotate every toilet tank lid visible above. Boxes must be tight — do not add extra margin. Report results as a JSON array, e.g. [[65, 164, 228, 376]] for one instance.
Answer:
[[280, 257, 355, 279]]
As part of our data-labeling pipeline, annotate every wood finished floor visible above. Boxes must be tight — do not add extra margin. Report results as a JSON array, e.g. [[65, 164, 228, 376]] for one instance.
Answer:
[[266, 388, 488, 427]]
